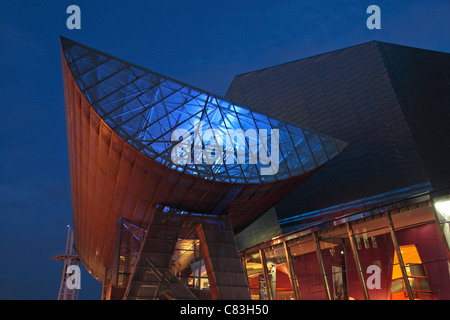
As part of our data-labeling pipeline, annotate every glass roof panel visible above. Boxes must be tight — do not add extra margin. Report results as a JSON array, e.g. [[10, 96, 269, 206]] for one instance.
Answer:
[[61, 37, 346, 184]]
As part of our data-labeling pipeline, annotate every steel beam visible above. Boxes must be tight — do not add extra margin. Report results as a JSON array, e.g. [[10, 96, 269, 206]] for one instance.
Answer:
[[313, 232, 331, 300]]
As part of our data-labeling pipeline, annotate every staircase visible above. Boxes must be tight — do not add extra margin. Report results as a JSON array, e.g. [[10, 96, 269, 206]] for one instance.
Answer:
[[124, 212, 198, 300], [124, 207, 250, 300]]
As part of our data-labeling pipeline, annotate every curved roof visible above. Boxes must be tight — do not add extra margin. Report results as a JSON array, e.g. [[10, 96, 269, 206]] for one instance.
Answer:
[[61, 37, 347, 184]]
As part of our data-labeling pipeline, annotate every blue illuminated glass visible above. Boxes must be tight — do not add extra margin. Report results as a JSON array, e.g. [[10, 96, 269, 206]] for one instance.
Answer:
[[62, 37, 346, 183]]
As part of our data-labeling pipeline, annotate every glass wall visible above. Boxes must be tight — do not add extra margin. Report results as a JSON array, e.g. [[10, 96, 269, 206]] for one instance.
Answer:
[[240, 202, 450, 300], [117, 220, 144, 287], [241, 249, 269, 300], [288, 236, 329, 300], [262, 243, 296, 300], [316, 223, 359, 300], [391, 205, 450, 300], [171, 238, 209, 292], [349, 216, 394, 300]]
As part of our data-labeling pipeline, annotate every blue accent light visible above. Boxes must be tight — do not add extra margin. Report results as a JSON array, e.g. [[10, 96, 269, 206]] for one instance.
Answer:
[[279, 182, 433, 232]]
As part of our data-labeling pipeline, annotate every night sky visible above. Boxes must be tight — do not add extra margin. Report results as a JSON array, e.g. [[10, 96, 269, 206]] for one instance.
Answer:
[[0, 1, 449, 300]]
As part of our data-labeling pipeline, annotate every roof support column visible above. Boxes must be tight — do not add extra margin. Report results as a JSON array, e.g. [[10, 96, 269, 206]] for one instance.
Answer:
[[259, 248, 274, 300], [283, 241, 300, 300], [313, 232, 332, 300], [387, 212, 415, 300], [346, 222, 370, 300]]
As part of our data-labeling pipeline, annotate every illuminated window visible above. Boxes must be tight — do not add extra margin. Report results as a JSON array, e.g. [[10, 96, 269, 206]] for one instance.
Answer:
[[391, 244, 435, 300]]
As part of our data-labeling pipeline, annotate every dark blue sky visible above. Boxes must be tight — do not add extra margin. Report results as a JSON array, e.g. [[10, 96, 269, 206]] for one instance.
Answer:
[[0, 0, 449, 300]]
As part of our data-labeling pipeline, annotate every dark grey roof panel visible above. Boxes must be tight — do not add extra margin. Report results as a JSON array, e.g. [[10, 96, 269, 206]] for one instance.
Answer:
[[226, 41, 448, 224]]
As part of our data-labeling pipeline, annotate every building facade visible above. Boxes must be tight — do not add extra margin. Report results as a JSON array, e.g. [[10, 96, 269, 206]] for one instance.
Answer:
[[60, 37, 345, 300], [227, 41, 450, 300], [61, 37, 450, 300]]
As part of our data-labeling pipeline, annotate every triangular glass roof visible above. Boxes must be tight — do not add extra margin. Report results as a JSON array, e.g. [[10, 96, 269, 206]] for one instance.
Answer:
[[61, 37, 347, 184]]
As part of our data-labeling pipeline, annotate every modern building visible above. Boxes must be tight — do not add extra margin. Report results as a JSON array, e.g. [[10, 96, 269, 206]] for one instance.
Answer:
[[61, 37, 450, 300], [227, 41, 450, 300], [60, 37, 346, 300]]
